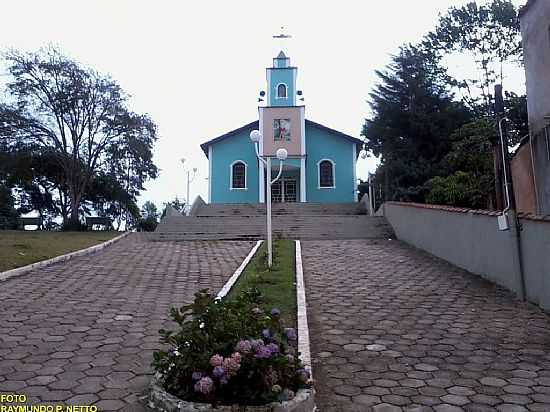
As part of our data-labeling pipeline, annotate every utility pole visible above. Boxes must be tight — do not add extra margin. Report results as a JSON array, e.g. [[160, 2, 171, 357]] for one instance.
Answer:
[[494, 84, 526, 301]]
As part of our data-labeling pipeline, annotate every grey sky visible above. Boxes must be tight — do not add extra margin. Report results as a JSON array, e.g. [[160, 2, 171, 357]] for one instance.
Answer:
[[0, 0, 526, 209]]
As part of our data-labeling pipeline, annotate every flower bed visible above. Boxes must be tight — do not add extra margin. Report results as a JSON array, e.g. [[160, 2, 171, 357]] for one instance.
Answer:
[[149, 289, 314, 411]]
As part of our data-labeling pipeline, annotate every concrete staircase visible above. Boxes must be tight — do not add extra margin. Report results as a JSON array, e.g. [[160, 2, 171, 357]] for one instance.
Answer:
[[151, 202, 394, 241]]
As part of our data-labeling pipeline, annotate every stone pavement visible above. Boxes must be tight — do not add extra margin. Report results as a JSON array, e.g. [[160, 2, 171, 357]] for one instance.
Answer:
[[0, 234, 254, 411], [302, 239, 550, 412]]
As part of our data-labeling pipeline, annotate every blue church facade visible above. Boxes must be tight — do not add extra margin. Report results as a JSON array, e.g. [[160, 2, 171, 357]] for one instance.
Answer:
[[201, 51, 362, 204]]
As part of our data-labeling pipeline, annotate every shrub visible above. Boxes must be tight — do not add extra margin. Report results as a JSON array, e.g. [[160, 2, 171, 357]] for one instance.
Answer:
[[137, 216, 158, 232], [152, 288, 309, 406]]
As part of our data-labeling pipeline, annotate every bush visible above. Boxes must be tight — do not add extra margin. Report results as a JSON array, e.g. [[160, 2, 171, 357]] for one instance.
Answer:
[[152, 289, 309, 406], [137, 216, 158, 232]]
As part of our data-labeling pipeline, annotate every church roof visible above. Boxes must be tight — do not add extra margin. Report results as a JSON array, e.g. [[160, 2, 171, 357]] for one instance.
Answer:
[[277, 51, 287, 59], [519, 0, 537, 17], [200, 119, 364, 157]]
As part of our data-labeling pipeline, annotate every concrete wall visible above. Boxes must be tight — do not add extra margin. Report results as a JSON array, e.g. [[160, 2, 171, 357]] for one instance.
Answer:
[[384, 202, 550, 310], [520, 1, 550, 215]]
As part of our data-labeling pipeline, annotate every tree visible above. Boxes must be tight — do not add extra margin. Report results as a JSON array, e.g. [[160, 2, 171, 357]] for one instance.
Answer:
[[427, 119, 495, 208], [425, 0, 522, 115], [362, 44, 471, 202], [0, 46, 158, 227], [138, 201, 159, 232]]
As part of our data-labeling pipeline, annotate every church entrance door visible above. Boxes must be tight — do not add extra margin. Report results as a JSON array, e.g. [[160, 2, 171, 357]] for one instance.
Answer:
[[271, 178, 297, 203]]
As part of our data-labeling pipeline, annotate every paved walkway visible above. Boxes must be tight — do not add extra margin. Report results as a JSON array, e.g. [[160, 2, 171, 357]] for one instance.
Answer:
[[303, 239, 550, 412], [0, 234, 253, 411]]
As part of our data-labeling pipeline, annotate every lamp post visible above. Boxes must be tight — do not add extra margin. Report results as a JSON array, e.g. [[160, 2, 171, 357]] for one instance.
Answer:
[[250, 130, 288, 267], [180, 158, 197, 215]]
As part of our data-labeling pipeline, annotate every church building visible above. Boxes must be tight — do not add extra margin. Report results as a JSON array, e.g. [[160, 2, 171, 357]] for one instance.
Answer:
[[201, 50, 363, 204]]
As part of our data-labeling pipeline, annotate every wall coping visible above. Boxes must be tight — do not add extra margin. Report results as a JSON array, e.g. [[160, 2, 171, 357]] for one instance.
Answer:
[[385, 202, 550, 223]]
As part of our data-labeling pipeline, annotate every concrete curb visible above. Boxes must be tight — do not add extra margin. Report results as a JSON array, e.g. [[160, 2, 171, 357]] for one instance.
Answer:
[[295, 240, 313, 381], [0, 231, 131, 282], [216, 240, 263, 300]]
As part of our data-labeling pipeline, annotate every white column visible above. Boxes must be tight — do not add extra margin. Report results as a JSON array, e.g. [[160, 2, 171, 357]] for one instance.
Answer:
[[300, 157, 307, 202], [266, 157, 273, 267]]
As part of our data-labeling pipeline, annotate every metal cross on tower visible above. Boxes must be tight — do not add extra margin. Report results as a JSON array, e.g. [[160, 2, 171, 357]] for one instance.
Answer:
[[273, 26, 292, 50]]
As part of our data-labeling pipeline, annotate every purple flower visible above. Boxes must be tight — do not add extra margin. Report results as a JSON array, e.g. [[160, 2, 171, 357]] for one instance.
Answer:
[[194, 376, 214, 394], [266, 343, 279, 355], [209, 354, 223, 367], [254, 344, 272, 359], [235, 340, 252, 353], [251, 339, 264, 351], [191, 371, 203, 381], [212, 366, 225, 378], [284, 328, 297, 341], [271, 308, 281, 317], [262, 329, 270, 339], [220, 375, 228, 386]]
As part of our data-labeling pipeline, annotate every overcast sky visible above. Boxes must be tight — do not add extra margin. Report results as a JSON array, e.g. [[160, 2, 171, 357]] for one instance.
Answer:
[[0, 0, 526, 209]]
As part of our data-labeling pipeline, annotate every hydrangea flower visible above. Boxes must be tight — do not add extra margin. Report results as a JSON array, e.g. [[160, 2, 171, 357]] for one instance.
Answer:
[[261, 328, 271, 339], [266, 343, 279, 355], [209, 354, 223, 367], [254, 344, 272, 359], [223, 353, 241, 377], [219, 375, 228, 386], [271, 308, 281, 317], [284, 328, 297, 341], [212, 366, 225, 378], [235, 339, 252, 353], [250, 339, 264, 351], [194, 376, 214, 394], [191, 371, 203, 381]]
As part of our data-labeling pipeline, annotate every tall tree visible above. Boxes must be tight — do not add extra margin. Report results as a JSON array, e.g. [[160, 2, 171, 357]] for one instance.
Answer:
[[425, 0, 522, 115], [0, 46, 158, 227], [362, 45, 471, 202]]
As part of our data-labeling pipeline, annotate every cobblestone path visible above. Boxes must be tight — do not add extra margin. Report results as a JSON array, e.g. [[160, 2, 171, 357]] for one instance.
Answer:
[[302, 239, 550, 412], [0, 234, 254, 411]]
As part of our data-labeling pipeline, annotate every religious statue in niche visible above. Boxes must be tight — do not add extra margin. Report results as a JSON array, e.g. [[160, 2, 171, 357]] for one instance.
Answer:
[[273, 118, 291, 141]]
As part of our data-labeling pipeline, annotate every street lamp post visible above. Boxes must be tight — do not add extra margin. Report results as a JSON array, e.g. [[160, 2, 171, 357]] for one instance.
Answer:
[[180, 158, 197, 215], [250, 130, 288, 267]]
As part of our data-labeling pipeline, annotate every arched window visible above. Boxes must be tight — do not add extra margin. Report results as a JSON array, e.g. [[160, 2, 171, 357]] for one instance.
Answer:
[[277, 83, 287, 98], [318, 160, 335, 188], [231, 161, 246, 189]]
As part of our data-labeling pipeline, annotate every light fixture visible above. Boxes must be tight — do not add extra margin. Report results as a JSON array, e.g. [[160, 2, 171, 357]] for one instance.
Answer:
[[250, 130, 262, 143]]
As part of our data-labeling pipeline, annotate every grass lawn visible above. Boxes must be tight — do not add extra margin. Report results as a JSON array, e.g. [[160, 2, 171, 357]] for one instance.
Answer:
[[0, 230, 121, 272], [228, 240, 297, 327]]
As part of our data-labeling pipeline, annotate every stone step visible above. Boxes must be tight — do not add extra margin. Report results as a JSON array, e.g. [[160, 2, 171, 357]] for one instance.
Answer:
[[151, 214, 393, 241]]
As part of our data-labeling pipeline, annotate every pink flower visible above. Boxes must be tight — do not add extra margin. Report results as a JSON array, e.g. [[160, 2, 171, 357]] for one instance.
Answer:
[[223, 353, 241, 377], [209, 354, 223, 367]]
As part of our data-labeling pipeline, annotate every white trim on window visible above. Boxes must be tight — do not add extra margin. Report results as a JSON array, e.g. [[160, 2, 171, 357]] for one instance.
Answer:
[[276, 83, 288, 99], [317, 159, 336, 189], [230, 160, 248, 190]]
